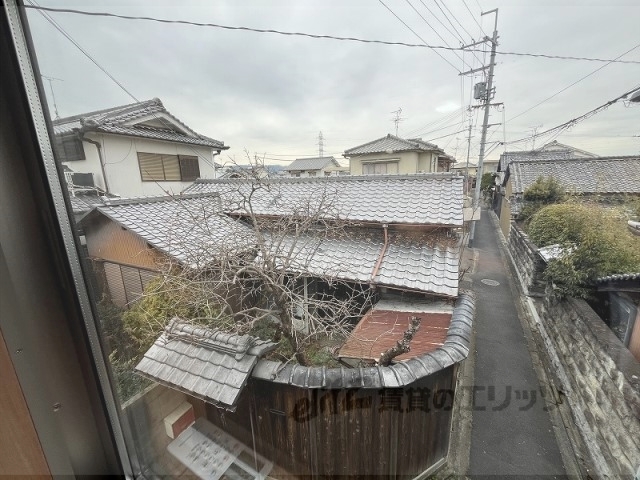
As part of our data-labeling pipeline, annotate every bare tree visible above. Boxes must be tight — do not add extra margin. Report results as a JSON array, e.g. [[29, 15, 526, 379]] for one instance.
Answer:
[[130, 154, 376, 366]]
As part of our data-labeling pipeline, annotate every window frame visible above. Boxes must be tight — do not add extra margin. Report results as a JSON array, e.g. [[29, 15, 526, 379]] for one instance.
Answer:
[[138, 151, 200, 182]]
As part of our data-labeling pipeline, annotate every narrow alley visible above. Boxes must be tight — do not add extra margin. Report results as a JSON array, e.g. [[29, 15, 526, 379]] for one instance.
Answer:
[[468, 209, 568, 477]]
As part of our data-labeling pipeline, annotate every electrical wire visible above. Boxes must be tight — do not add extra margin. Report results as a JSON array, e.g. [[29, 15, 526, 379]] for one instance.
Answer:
[[378, 0, 460, 72], [22, 5, 640, 65], [503, 85, 639, 146], [438, 0, 475, 42], [432, 0, 469, 43], [508, 43, 640, 122], [403, 0, 472, 69], [417, 0, 464, 44], [462, 0, 487, 38]]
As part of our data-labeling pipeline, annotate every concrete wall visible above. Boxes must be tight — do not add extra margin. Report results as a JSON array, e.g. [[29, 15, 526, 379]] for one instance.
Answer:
[[64, 133, 215, 197], [507, 222, 546, 296], [536, 296, 640, 477]]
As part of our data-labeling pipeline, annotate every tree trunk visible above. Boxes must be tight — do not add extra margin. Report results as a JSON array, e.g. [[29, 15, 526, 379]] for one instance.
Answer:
[[378, 316, 422, 366]]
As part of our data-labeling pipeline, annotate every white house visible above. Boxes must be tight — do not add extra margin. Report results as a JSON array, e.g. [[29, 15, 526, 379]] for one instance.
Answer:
[[344, 134, 454, 176], [52, 98, 228, 198], [282, 156, 345, 177]]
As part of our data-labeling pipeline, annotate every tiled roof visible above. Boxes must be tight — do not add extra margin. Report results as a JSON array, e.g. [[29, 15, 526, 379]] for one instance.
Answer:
[[510, 156, 640, 194], [69, 194, 107, 212], [267, 232, 460, 297], [344, 134, 441, 156], [52, 98, 227, 149], [251, 292, 475, 388], [135, 319, 277, 411], [183, 174, 464, 227], [595, 272, 640, 284], [93, 193, 254, 266], [283, 156, 340, 171], [498, 149, 574, 172], [339, 299, 452, 362]]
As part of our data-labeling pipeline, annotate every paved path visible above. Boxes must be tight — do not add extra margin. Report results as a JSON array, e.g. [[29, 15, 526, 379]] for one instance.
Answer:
[[468, 209, 567, 477]]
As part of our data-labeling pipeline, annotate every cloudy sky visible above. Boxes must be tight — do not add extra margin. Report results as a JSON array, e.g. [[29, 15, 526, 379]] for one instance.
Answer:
[[26, 0, 640, 166]]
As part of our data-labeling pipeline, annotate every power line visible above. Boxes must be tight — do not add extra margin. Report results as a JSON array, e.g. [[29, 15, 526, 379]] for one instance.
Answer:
[[378, 0, 460, 72], [508, 42, 640, 122], [504, 85, 639, 146], [27, 0, 220, 173], [461, 0, 488, 38], [438, 0, 475, 42], [404, 0, 471, 69], [417, 0, 464, 44], [22, 5, 640, 65]]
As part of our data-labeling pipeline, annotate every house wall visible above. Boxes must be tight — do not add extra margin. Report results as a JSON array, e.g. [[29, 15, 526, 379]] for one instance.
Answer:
[[84, 214, 165, 270], [64, 133, 215, 197], [535, 295, 640, 477], [350, 151, 439, 175]]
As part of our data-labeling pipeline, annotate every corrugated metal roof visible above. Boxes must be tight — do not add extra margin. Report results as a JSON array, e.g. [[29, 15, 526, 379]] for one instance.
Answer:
[[251, 292, 475, 388], [266, 232, 460, 297], [339, 300, 452, 362], [135, 319, 277, 411], [344, 134, 440, 156], [510, 156, 640, 194], [183, 174, 464, 227], [283, 156, 340, 171], [94, 194, 254, 266], [52, 98, 226, 149]]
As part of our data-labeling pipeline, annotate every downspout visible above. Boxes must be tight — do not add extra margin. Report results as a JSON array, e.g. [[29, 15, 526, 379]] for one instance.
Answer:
[[370, 223, 389, 284], [212, 150, 220, 179], [78, 131, 110, 194]]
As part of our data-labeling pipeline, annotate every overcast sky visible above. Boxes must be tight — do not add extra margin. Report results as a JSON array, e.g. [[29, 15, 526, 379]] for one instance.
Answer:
[[26, 0, 640, 166]]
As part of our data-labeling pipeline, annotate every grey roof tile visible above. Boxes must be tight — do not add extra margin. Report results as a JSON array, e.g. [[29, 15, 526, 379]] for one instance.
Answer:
[[344, 134, 441, 156], [510, 156, 640, 194], [52, 98, 226, 149], [91, 193, 255, 266], [183, 174, 464, 227], [283, 156, 340, 171], [135, 319, 277, 411]]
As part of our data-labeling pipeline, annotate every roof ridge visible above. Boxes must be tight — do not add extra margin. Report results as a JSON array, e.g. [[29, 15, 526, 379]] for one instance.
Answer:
[[512, 155, 639, 165], [99, 191, 220, 207], [193, 173, 460, 185], [53, 98, 159, 125]]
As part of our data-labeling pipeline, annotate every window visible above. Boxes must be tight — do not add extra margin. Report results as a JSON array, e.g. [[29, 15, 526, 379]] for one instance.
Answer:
[[54, 135, 85, 161], [362, 161, 399, 175], [138, 152, 200, 181], [308, 171, 317, 177]]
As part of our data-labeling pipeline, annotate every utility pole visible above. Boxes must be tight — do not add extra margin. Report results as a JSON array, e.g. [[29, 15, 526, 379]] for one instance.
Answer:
[[465, 121, 473, 194], [461, 8, 499, 247], [318, 131, 324, 157]]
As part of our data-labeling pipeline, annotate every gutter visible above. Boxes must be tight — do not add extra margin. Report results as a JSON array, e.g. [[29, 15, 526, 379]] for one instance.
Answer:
[[78, 131, 110, 194], [370, 223, 389, 283]]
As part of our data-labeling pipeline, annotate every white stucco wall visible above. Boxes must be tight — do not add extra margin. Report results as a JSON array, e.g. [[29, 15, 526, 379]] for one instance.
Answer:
[[64, 133, 216, 197]]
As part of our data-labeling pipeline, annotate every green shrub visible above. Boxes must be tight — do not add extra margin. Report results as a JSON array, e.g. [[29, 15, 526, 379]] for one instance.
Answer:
[[518, 176, 565, 224], [528, 203, 640, 298]]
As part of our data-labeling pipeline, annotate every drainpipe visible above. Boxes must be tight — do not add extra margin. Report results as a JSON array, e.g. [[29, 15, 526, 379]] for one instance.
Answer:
[[78, 131, 110, 194], [370, 224, 389, 283], [212, 150, 220, 179]]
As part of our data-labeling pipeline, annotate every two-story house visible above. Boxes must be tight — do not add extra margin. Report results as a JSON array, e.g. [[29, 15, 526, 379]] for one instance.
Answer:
[[344, 134, 454, 175], [282, 156, 346, 177], [52, 98, 228, 198]]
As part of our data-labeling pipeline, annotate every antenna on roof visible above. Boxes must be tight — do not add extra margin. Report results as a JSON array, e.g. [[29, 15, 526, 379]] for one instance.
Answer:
[[318, 131, 324, 157], [530, 124, 543, 150], [390, 107, 404, 136], [41, 74, 63, 119]]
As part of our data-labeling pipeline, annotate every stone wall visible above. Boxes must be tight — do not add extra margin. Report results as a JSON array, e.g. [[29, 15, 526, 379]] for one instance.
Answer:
[[536, 295, 640, 477], [507, 221, 546, 296]]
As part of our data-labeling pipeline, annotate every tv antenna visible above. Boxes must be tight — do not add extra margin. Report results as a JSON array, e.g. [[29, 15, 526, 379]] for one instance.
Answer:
[[390, 107, 404, 136], [41, 74, 63, 119]]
